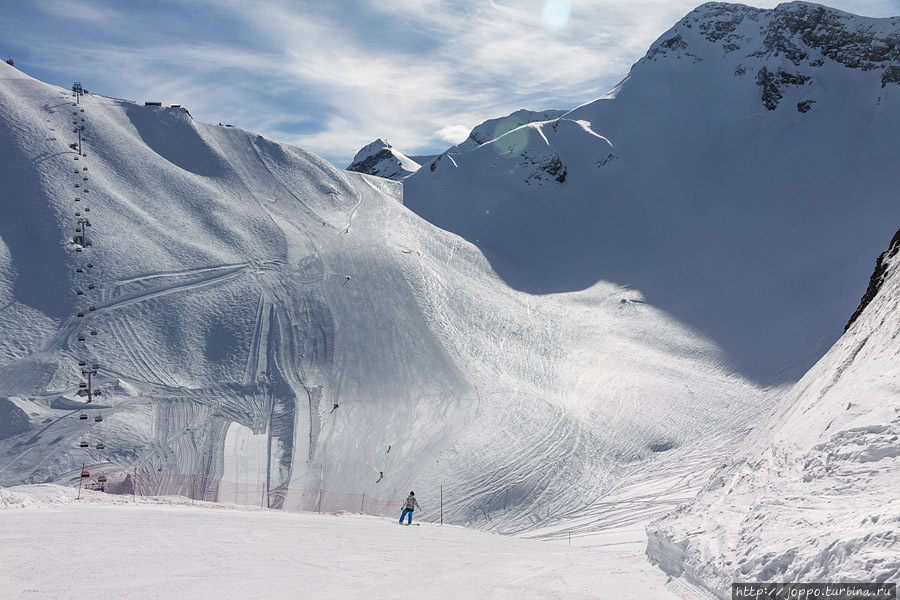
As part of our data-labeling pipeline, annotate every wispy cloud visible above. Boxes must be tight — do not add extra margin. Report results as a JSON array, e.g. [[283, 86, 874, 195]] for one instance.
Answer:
[[435, 125, 471, 144], [2, 0, 899, 165]]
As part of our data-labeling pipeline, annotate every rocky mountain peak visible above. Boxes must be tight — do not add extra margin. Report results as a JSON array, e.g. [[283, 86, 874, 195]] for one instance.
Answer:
[[346, 138, 419, 181]]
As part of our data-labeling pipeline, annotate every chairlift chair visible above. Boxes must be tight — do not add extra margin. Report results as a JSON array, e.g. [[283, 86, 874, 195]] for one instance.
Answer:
[[87, 263, 93, 268], [81, 471, 90, 477], [76, 248, 82, 253], [97, 476, 107, 483], [78, 382, 87, 388], [78, 361, 86, 366], [92, 363, 100, 370], [79, 413, 88, 420], [95, 443, 104, 450], [79, 441, 88, 448], [94, 415, 103, 422], [90, 330, 97, 335], [88, 306, 96, 311], [77, 312, 84, 318], [76, 290, 83, 295], [77, 336, 86, 342], [75, 268, 83, 273]]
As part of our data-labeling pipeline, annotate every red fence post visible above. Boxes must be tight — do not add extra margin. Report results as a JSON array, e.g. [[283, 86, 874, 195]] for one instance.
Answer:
[[77, 463, 85, 500], [317, 489, 322, 514], [133, 467, 137, 502], [192, 474, 196, 504], [261, 482, 267, 509], [440, 485, 443, 526]]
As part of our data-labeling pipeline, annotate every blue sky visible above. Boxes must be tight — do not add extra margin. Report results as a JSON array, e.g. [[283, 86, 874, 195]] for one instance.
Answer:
[[3, 0, 899, 166]]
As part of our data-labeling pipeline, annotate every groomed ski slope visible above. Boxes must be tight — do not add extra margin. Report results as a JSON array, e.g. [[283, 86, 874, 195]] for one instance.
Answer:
[[0, 60, 767, 544], [0, 485, 710, 600]]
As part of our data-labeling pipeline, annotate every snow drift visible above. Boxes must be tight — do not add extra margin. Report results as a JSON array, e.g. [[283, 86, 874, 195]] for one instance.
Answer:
[[647, 226, 900, 594]]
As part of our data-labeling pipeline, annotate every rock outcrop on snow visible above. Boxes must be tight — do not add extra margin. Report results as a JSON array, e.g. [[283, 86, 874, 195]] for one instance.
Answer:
[[846, 227, 900, 330]]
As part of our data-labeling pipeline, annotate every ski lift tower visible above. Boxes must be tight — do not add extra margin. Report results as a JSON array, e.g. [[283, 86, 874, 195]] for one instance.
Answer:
[[74, 124, 85, 156], [82, 364, 100, 403], [75, 218, 91, 246], [72, 82, 83, 105]]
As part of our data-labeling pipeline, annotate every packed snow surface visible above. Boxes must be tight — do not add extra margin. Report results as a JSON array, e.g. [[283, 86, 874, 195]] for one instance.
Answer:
[[0, 485, 707, 600]]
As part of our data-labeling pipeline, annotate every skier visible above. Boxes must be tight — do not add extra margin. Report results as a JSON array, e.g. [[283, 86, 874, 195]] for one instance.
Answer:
[[399, 491, 420, 525], [377, 471, 383, 483], [330, 403, 339, 413]]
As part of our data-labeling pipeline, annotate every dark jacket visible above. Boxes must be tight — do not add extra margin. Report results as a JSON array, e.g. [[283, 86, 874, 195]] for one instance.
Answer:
[[404, 495, 421, 511]]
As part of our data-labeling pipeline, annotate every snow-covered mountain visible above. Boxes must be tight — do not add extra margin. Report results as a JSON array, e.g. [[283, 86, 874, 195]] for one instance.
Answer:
[[0, 61, 767, 538], [647, 226, 900, 593], [424, 108, 568, 167], [404, 1, 900, 384], [346, 138, 420, 180]]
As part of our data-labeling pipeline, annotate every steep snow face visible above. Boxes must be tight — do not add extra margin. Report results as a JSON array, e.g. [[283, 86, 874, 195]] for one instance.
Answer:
[[0, 63, 768, 539], [346, 138, 419, 180], [647, 227, 900, 594], [405, 1, 900, 383]]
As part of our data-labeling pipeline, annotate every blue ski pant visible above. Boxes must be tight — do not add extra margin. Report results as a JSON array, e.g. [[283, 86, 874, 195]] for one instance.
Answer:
[[400, 509, 413, 524]]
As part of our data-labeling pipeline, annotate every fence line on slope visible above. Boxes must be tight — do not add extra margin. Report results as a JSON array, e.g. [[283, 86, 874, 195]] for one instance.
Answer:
[[77, 465, 414, 519]]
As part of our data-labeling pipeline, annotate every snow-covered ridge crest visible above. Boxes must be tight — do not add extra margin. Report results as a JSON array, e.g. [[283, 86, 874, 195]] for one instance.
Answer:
[[428, 117, 617, 186], [441, 108, 568, 157], [647, 226, 900, 594], [346, 138, 419, 180]]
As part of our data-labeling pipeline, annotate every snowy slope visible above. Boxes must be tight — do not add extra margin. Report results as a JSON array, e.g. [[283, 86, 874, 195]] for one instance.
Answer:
[[404, 1, 900, 384], [0, 61, 767, 541], [646, 227, 900, 594], [346, 138, 420, 180], [436, 108, 568, 158], [1, 485, 695, 600]]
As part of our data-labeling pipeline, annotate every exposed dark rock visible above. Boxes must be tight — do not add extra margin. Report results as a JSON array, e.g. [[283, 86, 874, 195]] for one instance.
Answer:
[[797, 99, 816, 113], [882, 66, 900, 87], [348, 148, 395, 176], [757, 67, 781, 110], [756, 67, 811, 110], [845, 228, 900, 331]]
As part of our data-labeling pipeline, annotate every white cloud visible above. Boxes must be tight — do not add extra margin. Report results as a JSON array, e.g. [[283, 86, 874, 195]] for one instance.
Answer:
[[435, 125, 472, 144]]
